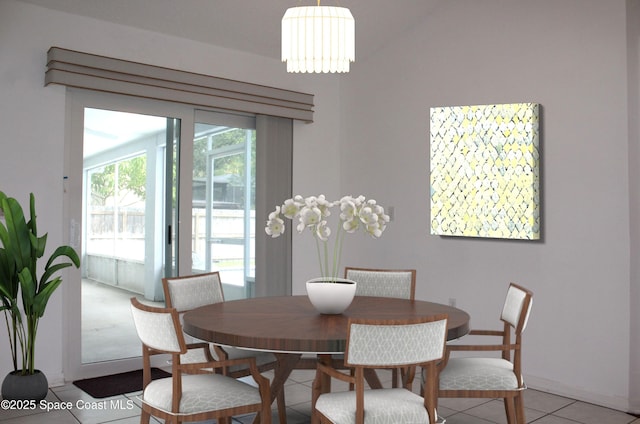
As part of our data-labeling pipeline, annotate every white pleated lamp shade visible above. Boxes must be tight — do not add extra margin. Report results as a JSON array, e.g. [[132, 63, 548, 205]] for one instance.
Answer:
[[281, 6, 355, 73]]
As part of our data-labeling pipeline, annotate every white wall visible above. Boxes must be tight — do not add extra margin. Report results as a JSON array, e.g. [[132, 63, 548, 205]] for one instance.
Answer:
[[0, 0, 341, 385], [340, 0, 636, 412]]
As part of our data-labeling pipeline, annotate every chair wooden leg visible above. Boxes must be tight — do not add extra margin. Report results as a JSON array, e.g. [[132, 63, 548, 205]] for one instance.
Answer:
[[515, 393, 526, 424], [422, 364, 438, 424], [504, 397, 516, 424], [311, 362, 326, 424], [140, 410, 150, 424]]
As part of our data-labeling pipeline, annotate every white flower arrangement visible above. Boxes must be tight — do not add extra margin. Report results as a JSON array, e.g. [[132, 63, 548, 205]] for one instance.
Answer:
[[265, 195, 390, 280]]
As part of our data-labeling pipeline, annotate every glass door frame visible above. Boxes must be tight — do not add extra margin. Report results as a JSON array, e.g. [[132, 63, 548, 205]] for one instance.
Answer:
[[64, 89, 196, 380]]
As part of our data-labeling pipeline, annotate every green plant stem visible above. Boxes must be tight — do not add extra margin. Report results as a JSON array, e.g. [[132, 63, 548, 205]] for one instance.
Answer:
[[17, 319, 26, 375], [332, 226, 345, 280], [315, 236, 324, 279], [9, 311, 27, 374], [313, 226, 348, 281], [27, 315, 36, 374], [323, 238, 329, 278], [3, 311, 17, 370]]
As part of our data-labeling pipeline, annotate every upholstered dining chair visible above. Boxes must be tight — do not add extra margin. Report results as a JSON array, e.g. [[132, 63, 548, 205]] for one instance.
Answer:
[[432, 282, 533, 424], [345, 267, 416, 300], [347, 267, 417, 388], [129, 297, 272, 424], [162, 272, 285, 419], [311, 315, 448, 424]]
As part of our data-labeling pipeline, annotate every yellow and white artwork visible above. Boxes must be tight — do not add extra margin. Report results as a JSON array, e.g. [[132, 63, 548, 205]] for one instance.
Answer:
[[430, 103, 540, 240]]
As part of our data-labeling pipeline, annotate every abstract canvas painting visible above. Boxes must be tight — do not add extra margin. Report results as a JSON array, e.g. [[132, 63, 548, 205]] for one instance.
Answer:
[[430, 103, 540, 240]]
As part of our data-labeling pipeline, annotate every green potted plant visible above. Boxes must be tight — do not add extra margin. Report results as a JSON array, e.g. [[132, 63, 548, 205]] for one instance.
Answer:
[[0, 191, 80, 401]]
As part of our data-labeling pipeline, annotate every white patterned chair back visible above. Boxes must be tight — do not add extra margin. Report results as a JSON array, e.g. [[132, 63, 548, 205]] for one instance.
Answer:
[[345, 267, 416, 300], [500, 282, 533, 332], [130, 298, 185, 354], [163, 272, 225, 312], [345, 316, 448, 367]]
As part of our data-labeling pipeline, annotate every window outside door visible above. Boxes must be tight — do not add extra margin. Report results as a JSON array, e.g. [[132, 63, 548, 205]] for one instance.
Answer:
[[192, 112, 256, 300]]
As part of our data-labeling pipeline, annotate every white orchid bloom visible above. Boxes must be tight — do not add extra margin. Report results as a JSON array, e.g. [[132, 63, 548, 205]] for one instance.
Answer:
[[359, 206, 379, 226], [340, 195, 361, 209], [316, 195, 333, 218], [281, 198, 300, 219], [299, 206, 322, 228], [265, 216, 285, 237], [371, 203, 389, 224], [339, 197, 357, 221], [304, 195, 318, 207], [316, 220, 331, 241], [366, 223, 383, 238], [296, 220, 306, 233], [266, 194, 389, 279], [342, 218, 360, 233], [268, 206, 281, 220]]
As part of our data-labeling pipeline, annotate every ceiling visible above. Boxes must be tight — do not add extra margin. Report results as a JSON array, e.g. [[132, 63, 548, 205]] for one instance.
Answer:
[[16, 0, 442, 62]]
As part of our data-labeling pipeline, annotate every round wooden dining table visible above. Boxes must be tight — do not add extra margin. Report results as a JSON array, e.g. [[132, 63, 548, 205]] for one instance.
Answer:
[[183, 295, 470, 424]]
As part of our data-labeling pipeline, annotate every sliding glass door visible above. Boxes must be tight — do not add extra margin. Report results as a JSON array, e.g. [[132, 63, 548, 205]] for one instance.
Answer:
[[64, 90, 281, 381], [81, 108, 178, 364]]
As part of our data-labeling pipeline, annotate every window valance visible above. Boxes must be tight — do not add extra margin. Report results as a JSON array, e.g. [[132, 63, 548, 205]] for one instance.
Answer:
[[45, 47, 314, 123]]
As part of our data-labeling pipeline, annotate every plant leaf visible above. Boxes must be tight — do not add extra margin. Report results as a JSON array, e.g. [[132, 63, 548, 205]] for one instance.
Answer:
[[33, 277, 62, 318], [40, 246, 79, 291], [18, 267, 36, 308], [2, 196, 31, 272]]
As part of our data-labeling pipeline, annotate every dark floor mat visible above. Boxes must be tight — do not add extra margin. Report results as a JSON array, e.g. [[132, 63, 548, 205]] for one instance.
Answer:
[[72, 368, 170, 398]]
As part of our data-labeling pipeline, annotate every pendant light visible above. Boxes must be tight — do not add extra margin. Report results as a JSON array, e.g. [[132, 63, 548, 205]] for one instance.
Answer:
[[281, 1, 355, 73]]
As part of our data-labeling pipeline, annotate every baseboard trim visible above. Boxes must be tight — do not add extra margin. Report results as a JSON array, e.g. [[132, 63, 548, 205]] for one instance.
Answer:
[[525, 374, 630, 414]]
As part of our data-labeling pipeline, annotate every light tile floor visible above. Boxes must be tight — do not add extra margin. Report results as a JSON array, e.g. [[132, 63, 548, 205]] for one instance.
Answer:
[[1, 368, 639, 423]]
